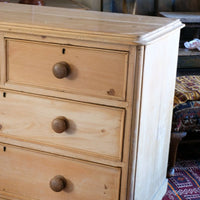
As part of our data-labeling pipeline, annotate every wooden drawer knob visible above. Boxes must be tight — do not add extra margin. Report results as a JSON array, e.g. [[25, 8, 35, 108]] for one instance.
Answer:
[[52, 62, 71, 79], [50, 175, 67, 192], [52, 117, 69, 133]]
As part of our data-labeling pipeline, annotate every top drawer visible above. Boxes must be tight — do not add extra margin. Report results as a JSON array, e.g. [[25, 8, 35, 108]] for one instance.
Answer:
[[6, 39, 128, 100]]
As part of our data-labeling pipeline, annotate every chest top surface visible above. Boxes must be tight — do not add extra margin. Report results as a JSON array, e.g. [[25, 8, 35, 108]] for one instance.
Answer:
[[0, 3, 183, 44]]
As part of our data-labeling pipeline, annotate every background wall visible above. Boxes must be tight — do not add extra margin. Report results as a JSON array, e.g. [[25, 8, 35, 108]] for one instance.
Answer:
[[74, 0, 200, 15], [75, 0, 101, 11], [74, 0, 156, 15], [136, 0, 155, 15], [136, 0, 200, 15]]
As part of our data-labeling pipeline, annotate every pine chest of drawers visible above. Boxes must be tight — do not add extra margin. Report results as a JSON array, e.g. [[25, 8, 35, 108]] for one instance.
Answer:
[[0, 3, 183, 200]]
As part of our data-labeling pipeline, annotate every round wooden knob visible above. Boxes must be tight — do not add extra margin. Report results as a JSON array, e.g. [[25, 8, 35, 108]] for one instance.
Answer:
[[52, 62, 71, 79], [50, 175, 67, 192], [52, 116, 69, 133]]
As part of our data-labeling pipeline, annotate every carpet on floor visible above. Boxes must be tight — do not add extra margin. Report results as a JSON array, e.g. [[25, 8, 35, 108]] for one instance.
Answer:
[[163, 160, 200, 200]]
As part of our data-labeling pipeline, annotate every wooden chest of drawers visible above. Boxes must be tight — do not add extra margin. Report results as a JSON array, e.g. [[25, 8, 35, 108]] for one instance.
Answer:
[[0, 3, 183, 200]]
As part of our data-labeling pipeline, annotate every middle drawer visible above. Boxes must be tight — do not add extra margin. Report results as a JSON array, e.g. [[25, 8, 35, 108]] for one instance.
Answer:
[[0, 91, 125, 161]]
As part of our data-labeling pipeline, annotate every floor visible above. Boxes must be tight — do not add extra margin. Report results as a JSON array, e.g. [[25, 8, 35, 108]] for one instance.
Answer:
[[163, 140, 200, 200]]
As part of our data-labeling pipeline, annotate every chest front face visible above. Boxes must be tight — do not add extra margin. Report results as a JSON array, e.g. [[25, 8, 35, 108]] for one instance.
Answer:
[[0, 20, 134, 200], [0, 3, 182, 200]]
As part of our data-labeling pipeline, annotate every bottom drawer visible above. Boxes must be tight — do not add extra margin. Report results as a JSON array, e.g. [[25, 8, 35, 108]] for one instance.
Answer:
[[0, 144, 120, 200]]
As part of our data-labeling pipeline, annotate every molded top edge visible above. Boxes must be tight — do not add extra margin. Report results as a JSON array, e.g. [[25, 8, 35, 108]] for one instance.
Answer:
[[0, 3, 183, 45]]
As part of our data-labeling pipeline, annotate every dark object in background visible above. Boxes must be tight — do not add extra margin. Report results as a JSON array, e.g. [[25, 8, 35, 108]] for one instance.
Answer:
[[19, 0, 45, 5], [174, 0, 200, 12]]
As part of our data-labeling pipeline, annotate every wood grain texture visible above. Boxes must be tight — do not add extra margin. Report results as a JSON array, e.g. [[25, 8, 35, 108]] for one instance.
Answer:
[[0, 3, 182, 45], [119, 45, 138, 200], [3, 83, 129, 108], [4, 31, 131, 51], [2, 32, 130, 108], [7, 39, 128, 100], [0, 144, 121, 200], [0, 134, 125, 168], [134, 29, 181, 200], [0, 4, 183, 200], [0, 91, 125, 161], [126, 46, 144, 200], [0, 33, 5, 85]]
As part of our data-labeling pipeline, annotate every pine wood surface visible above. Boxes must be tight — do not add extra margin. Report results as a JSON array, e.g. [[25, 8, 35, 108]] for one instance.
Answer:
[[134, 29, 180, 200], [0, 91, 124, 161], [7, 39, 128, 101], [0, 144, 120, 200], [126, 46, 144, 200], [1, 32, 131, 108], [0, 4, 183, 200], [0, 3, 183, 45]]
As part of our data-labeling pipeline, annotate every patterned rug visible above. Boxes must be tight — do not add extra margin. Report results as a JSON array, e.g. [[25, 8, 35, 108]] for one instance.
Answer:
[[163, 160, 200, 200], [174, 76, 200, 107]]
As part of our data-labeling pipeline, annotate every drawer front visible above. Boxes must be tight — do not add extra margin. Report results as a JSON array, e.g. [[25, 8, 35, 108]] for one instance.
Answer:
[[0, 144, 120, 200], [0, 91, 124, 161], [6, 39, 128, 100]]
